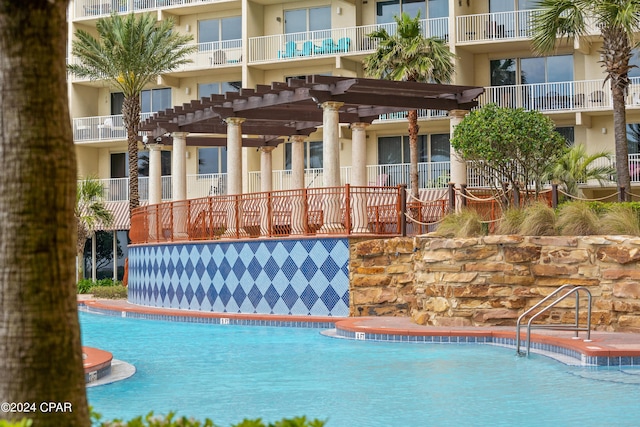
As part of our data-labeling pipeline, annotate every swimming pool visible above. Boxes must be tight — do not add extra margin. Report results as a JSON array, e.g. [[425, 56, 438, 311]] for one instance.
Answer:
[[81, 312, 640, 427]]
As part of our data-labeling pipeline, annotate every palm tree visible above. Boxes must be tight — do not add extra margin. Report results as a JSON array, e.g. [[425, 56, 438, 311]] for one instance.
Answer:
[[531, 0, 640, 201], [68, 13, 197, 216], [76, 178, 113, 281], [0, 1, 91, 425], [363, 12, 455, 199], [545, 144, 616, 197]]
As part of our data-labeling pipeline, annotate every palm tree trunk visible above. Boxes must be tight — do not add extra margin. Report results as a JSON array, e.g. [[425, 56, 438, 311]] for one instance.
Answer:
[[407, 109, 420, 200], [124, 95, 141, 215], [0, 2, 90, 425], [612, 83, 631, 201]]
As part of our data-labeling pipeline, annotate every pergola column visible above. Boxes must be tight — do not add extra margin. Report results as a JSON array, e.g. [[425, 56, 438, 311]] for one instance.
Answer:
[[259, 146, 275, 236], [147, 143, 163, 240], [449, 109, 469, 211], [320, 101, 344, 233], [148, 143, 163, 205], [351, 122, 370, 233], [172, 132, 188, 238], [290, 135, 306, 235], [223, 117, 248, 238]]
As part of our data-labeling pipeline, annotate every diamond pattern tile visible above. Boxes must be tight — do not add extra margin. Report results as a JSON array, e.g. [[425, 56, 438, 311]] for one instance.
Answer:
[[128, 238, 349, 317]]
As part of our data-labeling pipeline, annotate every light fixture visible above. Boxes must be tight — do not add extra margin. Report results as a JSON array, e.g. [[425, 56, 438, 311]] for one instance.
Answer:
[[185, 87, 191, 95], [185, 24, 191, 32], [602, 127, 607, 134], [276, 16, 281, 23], [336, 6, 342, 15]]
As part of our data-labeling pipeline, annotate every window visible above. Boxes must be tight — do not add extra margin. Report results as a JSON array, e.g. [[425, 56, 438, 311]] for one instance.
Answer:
[[285, 7, 331, 34], [198, 16, 241, 50], [377, 134, 449, 164], [141, 88, 172, 114], [556, 127, 575, 147], [628, 124, 640, 154], [376, 0, 447, 23], [137, 150, 172, 177], [110, 93, 124, 115], [198, 81, 241, 99], [284, 141, 323, 169], [198, 148, 227, 174], [111, 153, 127, 178]]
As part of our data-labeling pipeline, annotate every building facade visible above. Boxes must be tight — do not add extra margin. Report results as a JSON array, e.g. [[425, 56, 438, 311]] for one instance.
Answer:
[[68, 0, 640, 278]]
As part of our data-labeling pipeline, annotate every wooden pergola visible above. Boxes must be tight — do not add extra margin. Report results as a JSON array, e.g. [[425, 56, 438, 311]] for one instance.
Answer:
[[138, 75, 485, 147]]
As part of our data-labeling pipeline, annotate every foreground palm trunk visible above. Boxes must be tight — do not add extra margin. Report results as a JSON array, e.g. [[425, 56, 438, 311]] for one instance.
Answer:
[[0, 1, 90, 426]]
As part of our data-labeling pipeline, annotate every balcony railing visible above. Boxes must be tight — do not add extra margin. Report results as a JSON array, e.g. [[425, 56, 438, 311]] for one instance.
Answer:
[[176, 40, 242, 71], [247, 18, 448, 64], [73, 113, 153, 142], [92, 174, 226, 202], [457, 9, 542, 43], [479, 77, 640, 112], [73, 0, 222, 19]]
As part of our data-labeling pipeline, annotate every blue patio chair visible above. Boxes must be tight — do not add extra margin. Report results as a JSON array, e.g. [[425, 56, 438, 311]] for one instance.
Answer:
[[336, 37, 350, 52], [301, 40, 314, 56], [316, 38, 336, 54], [278, 41, 298, 59]]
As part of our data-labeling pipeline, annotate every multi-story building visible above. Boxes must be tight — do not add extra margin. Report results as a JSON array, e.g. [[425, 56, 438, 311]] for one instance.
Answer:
[[68, 0, 640, 279]]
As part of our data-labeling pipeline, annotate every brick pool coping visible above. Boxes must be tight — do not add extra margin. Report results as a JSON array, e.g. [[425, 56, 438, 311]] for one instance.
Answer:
[[83, 346, 112, 383], [79, 298, 640, 367]]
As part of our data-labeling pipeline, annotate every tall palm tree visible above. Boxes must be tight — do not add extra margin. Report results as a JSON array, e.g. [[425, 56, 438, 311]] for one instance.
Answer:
[[0, 1, 91, 425], [68, 13, 197, 216], [363, 12, 455, 199], [76, 178, 113, 280], [545, 144, 616, 197], [531, 0, 640, 201]]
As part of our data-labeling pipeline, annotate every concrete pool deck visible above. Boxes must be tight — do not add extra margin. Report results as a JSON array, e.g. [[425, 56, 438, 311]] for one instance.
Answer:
[[79, 297, 640, 365]]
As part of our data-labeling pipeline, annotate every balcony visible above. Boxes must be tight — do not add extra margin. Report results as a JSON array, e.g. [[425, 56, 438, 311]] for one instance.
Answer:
[[457, 9, 541, 44], [247, 18, 448, 66], [73, 113, 153, 142], [479, 78, 640, 112], [73, 0, 228, 20]]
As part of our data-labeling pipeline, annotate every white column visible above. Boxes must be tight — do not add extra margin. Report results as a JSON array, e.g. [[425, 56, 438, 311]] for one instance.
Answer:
[[226, 117, 245, 195], [223, 117, 248, 238], [322, 101, 344, 187], [320, 101, 345, 233], [290, 135, 306, 235], [259, 146, 275, 236], [449, 109, 469, 211], [172, 132, 188, 239], [172, 132, 188, 201], [351, 122, 369, 233], [148, 143, 163, 205]]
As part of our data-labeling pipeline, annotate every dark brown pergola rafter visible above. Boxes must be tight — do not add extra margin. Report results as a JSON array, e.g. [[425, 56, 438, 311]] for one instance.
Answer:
[[137, 75, 484, 148]]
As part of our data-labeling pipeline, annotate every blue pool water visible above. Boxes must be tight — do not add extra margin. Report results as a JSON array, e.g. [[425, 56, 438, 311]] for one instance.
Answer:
[[81, 312, 640, 427]]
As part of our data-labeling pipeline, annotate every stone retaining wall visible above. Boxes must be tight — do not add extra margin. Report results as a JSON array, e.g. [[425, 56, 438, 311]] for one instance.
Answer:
[[349, 235, 640, 332]]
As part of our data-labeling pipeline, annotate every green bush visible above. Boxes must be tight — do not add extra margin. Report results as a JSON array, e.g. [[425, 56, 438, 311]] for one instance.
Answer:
[[94, 412, 326, 427], [0, 420, 32, 427], [89, 285, 128, 299], [78, 278, 123, 294]]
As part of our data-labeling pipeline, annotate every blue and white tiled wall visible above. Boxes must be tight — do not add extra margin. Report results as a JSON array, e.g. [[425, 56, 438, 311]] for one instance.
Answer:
[[128, 238, 350, 317]]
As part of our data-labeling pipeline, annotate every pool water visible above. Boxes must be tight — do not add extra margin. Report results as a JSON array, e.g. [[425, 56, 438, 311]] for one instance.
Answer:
[[81, 312, 640, 427]]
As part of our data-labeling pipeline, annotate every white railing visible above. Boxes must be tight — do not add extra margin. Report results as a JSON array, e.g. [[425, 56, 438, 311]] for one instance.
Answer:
[[457, 9, 542, 43], [377, 109, 448, 122], [92, 174, 227, 202], [479, 78, 640, 112], [73, 113, 153, 143], [177, 40, 242, 72], [248, 17, 448, 64], [73, 0, 222, 19]]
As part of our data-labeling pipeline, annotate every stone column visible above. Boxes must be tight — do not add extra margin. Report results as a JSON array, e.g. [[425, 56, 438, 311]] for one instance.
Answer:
[[351, 122, 370, 233], [147, 143, 163, 240], [290, 135, 306, 235], [260, 146, 275, 236], [148, 143, 163, 205], [223, 117, 248, 237], [172, 132, 188, 238], [449, 109, 469, 211], [320, 101, 345, 233]]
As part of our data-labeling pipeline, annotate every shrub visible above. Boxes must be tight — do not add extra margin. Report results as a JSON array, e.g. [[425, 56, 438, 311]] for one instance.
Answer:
[[599, 204, 640, 236], [433, 209, 485, 238], [89, 285, 128, 299], [519, 202, 556, 236], [496, 207, 526, 235], [557, 201, 600, 236], [94, 412, 326, 427], [78, 278, 123, 294], [0, 420, 32, 427]]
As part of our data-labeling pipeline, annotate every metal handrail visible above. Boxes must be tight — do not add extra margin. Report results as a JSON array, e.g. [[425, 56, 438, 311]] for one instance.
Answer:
[[516, 284, 592, 356]]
